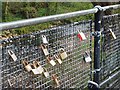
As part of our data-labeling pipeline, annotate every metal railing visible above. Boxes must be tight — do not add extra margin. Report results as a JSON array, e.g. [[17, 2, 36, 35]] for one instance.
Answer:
[[0, 4, 120, 89]]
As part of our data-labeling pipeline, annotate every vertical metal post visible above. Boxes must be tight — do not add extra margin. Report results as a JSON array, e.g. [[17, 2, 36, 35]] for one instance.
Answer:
[[94, 6, 103, 86]]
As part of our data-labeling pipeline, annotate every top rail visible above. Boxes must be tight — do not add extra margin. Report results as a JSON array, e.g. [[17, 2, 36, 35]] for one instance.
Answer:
[[0, 4, 120, 31]]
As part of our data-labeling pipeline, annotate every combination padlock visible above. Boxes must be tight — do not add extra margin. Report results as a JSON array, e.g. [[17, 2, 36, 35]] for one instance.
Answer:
[[52, 74, 60, 87], [31, 64, 41, 75], [42, 35, 48, 44], [33, 60, 44, 74], [41, 44, 49, 56], [54, 54, 62, 64], [77, 30, 86, 41], [109, 29, 116, 39], [84, 52, 92, 63], [46, 56, 56, 66], [8, 50, 17, 61], [22, 60, 32, 72], [43, 68, 50, 78], [59, 48, 67, 60]]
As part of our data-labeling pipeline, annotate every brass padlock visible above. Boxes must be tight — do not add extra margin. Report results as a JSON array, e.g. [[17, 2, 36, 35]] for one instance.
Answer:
[[8, 50, 17, 61], [46, 56, 56, 66], [22, 60, 32, 72], [31, 64, 40, 75], [52, 74, 60, 87], [41, 44, 49, 56], [33, 60, 44, 74], [42, 35, 48, 44], [109, 29, 116, 39], [59, 48, 67, 60], [54, 54, 62, 64], [77, 30, 86, 41], [84, 52, 92, 63], [43, 68, 50, 78]]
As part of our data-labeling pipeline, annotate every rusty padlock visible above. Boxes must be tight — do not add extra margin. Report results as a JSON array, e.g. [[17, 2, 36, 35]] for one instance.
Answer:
[[33, 60, 44, 74], [22, 60, 32, 72], [46, 56, 56, 66], [41, 44, 49, 56], [43, 68, 50, 78], [84, 52, 92, 63], [8, 50, 17, 61], [77, 30, 86, 41], [59, 48, 67, 60], [109, 29, 116, 39], [52, 74, 60, 87], [42, 35, 48, 44], [54, 54, 62, 64]]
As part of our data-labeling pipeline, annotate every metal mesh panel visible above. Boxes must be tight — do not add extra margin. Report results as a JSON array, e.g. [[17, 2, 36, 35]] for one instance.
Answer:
[[1, 20, 92, 89], [100, 14, 120, 88]]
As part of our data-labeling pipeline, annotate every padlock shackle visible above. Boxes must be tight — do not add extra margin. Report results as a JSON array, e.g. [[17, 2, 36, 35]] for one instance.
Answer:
[[33, 60, 40, 68], [59, 48, 65, 53], [8, 50, 14, 55], [31, 64, 36, 69], [41, 44, 47, 49], [46, 56, 52, 62], [43, 67, 48, 72], [54, 54, 59, 59], [22, 60, 29, 66]]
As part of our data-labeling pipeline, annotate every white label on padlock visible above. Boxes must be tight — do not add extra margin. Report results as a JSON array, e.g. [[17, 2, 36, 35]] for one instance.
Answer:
[[50, 60, 56, 66], [25, 65, 32, 72], [42, 35, 48, 44], [109, 29, 116, 39], [43, 72, 50, 78], [43, 49, 49, 56], [79, 32, 86, 40], [37, 66, 44, 74], [57, 59, 62, 64], [32, 69, 40, 75], [60, 52, 67, 60], [8, 50, 17, 61], [85, 56, 92, 62]]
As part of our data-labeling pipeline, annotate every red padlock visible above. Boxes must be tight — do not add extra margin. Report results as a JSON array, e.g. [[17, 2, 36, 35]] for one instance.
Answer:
[[77, 31, 86, 41]]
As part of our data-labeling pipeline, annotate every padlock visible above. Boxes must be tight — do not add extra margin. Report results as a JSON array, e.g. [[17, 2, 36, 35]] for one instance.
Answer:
[[59, 48, 67, 60], [7, 76, 16, 87], [52, 74, 60, 87], [109, 29, 116, 39], [77, 31, 86, 41], [46, 56, 56, 66], [31, 64, 40, 75], [54, 54, 62, 64], [84, 52, 92, 63], [22, 60, 32, 72], [8, 50, 17, 61], [41, 44, 49, 56], [33, 60, 44, 74], [42, 35, 48, 44], [43, 68, 50, 78]]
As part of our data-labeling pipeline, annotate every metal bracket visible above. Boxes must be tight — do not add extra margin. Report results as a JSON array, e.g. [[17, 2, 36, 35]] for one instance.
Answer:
[[92, 68, 101, 73], [88, 80, 99, 89]]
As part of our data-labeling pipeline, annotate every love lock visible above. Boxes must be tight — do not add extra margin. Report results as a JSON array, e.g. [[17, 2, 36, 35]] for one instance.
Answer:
[[109, 29, 116, 39], [8, 50, 17, 61], [43, 68, 50, 78], [46, 56, 56, 66], [52, 74, 60, 87], [54, 54, 62, 64], [41, 44, 49, 56], [22, 60, 32, 72], [42, 35, 48, 44], [77, 30, 86, 41], [33, 60, 44, 74], [84, 51, 92, 63], [59, 48, 67, 60]]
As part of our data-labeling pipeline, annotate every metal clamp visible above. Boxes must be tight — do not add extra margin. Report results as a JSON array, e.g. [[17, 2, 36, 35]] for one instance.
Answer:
[[88, 80, 99, 89], [92, 68, 101, 73]]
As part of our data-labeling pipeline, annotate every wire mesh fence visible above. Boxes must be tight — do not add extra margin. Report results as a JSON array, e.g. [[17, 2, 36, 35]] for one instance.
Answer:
[[100, 14, 120, 88], [1, 20, 93, 89]]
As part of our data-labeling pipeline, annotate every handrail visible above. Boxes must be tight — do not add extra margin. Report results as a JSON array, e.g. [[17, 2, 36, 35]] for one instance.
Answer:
[[0, 4, 120, 31]]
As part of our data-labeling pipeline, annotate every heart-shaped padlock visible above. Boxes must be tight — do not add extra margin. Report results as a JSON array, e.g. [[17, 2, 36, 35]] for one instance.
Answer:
[[8, 50, 17, 61], [41, 44, 49, 56], [22, 60, 32, 72], [59, 48, 67, 60], [46, 56, 56, 66], [54, 54, 62, 64]]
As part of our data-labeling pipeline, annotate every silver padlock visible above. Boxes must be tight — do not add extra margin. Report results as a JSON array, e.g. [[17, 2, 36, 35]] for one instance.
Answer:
[[33, 60, 44, 74], [46, 56, 56, 66], [42, 35, 48, 44], [52, 74, 60, 87], [8, 50, 17, 61], [59, 48, 67, 60], [84, 52, 92, 63], [41, 44, 49, 56], [22, 60, 32, 72], [43, 68, 50, 78], [54, 54, 62, 64], [109, 29, 116, 39]]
